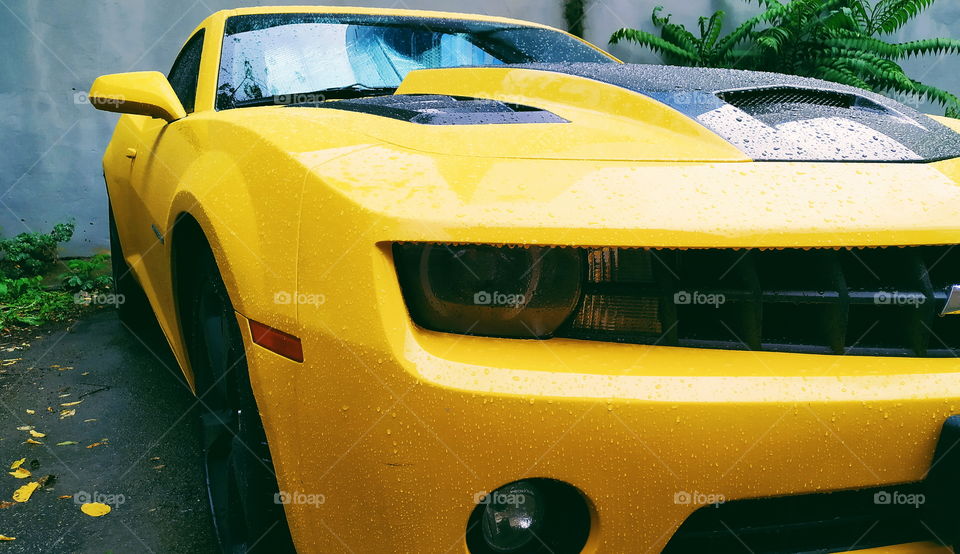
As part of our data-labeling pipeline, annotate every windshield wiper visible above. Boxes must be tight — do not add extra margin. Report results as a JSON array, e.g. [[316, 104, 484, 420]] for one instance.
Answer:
[[232, 84, 397, 108]]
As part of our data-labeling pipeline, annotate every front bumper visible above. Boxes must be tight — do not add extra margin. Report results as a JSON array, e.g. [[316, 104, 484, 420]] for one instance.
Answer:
[[241, 309, 960, 553]]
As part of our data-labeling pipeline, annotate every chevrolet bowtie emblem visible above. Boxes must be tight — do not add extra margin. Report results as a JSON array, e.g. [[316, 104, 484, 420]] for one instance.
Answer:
[[941, 285, 960, 316]]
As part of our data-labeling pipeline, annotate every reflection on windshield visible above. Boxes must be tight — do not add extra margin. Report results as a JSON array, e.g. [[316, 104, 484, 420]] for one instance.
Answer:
[[217, 14, 613, 109]]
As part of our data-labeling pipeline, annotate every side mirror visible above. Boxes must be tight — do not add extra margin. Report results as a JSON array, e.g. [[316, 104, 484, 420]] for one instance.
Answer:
[[88, 71, 187, 122]]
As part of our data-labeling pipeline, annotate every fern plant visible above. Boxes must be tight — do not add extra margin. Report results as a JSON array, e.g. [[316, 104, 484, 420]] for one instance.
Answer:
[[610, 0, 960, 116]]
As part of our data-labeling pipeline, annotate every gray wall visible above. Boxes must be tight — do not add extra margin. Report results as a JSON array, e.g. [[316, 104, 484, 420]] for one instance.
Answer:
[[1, 0, 957, 255]]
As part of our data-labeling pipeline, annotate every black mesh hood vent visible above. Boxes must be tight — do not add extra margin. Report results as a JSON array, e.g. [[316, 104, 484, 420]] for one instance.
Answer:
[[509, 63, 960, 162], [717, 87, 886, 112], [289, 94, 568, 125]]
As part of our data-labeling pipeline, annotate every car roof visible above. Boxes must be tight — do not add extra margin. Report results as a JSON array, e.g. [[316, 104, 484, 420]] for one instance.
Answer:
[[200, 5, 559, 32]]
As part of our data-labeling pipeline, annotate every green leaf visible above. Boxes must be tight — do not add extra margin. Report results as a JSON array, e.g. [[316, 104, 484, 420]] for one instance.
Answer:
[[872, 0, 937, 34], [609, 28, 699, 62]]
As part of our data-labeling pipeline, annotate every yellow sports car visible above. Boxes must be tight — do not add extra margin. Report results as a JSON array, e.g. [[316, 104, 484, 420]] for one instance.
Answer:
[[89, 5, 960, 554]]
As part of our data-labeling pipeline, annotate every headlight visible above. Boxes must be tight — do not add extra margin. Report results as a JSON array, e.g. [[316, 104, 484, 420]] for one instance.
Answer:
[[393, 243, 582, 338]]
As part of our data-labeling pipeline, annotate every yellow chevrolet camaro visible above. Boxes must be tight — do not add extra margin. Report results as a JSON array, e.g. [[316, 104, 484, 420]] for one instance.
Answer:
[[89, 5, 960, 554]]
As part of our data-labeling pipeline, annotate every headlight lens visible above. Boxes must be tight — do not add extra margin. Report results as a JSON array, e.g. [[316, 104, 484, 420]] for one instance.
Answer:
[[393, 243, 582, 338]]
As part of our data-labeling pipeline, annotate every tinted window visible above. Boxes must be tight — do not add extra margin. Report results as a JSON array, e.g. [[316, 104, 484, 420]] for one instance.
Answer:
[[168, 30, 205, 113], [217, 14, 614, 110]]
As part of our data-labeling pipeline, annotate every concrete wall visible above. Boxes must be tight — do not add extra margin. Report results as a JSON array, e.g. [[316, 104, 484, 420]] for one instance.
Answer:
[[1, 0, 957, 255], [0, 0, 563, 255]]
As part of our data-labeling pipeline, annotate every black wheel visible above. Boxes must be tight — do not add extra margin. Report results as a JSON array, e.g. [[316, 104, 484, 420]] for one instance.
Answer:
[[108, 203, 153, 332], [186, 250, 294, 554]]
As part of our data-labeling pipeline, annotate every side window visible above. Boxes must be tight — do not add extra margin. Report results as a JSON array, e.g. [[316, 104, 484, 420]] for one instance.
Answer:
[[167, 30, 205, 113]]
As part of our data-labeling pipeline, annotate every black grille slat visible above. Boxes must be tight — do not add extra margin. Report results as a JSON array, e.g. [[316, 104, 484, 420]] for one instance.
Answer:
[[825, 251, 849, 354], [651, 251, 680, 346], [557, 246, 960, 357]]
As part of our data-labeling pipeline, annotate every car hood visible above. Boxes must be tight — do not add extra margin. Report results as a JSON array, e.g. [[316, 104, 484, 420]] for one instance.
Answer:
[[282, 63, 960, 164]]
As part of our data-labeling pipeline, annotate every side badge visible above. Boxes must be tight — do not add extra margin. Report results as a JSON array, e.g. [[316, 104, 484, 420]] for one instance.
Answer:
[[941, 285, 960, 316]]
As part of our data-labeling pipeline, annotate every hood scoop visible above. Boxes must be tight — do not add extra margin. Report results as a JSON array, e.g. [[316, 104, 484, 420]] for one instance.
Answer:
[[503, 63, 960, 162], [289, 94, 567, 126]]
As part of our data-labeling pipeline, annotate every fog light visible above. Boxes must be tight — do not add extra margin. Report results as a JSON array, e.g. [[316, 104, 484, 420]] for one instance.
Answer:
[[467, 479, 591, 554], [481, 481, 544, 552]]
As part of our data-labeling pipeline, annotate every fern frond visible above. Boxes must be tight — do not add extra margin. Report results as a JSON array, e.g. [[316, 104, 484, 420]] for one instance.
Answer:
[[848, 0, 871, 31], [815, 65, 874, 90], [661, 21, 701, 55], [910, 79, 960, 108], [608, 28, 699, 62], [872, 0, 936, 34], [830, 49, 914, 90], [895, 38, 960, 58], [651, 5, 670, 27], [714, 3, 788, 56], [701, 11, 725, 54], [822, 36, 902, 58]]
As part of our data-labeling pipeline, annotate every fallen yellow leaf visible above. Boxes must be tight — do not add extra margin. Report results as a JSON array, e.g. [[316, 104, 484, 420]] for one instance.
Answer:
[[9, 458, 24, 470], [86, 442, 103, 449], [80, 502, 111, 517], [59, 409, 76, 420], [15, 426, 32, 431], [56, 441, 78, 446], [28, 430, 45, 438], [60, 401, 82, 407], [12, 481, 39, 502], [0, 534, 14, 541], [7, 468, 30, 479], [57, 495, 71, 499], [25, 409, 35, 415], [24, 439, 42, 445]]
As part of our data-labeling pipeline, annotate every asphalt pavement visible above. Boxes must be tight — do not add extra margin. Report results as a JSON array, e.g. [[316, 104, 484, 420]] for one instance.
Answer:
[[0, 310, 218, 553]]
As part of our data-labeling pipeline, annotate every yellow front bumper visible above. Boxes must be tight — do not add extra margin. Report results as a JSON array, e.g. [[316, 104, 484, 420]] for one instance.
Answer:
[[239, 309, 960, 553]]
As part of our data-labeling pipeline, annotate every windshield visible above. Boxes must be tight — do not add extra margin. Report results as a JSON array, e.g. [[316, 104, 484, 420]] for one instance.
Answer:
[[217, 13, 614, 109]]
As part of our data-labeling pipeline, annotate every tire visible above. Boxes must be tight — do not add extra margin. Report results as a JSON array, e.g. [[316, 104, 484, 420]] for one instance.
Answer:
[[108, 203, 154, 333], [186, 249, 294, 554]]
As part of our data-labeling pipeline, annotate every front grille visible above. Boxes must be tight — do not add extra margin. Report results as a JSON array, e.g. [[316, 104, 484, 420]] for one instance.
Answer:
[[663, 483, 938, 554], [556, 246, 960, 357], [666, 415, 960, 553]]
